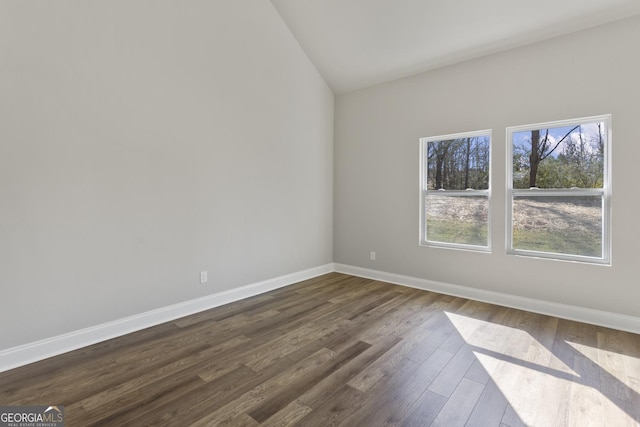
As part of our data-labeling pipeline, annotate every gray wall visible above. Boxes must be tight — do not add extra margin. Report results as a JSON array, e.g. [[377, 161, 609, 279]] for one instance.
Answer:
[[335, 15, 640, 317], [0, 1, 334, 350]]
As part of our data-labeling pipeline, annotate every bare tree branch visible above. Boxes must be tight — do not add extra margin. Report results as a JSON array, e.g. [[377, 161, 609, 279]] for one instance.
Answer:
[[540, 125, 580, 161]]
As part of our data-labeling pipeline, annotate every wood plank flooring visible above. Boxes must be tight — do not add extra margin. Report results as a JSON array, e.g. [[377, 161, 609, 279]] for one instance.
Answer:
[[1, 273, 639, 426]]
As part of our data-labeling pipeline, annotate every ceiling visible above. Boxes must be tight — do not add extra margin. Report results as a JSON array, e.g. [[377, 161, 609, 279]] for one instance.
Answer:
[[270, 0, 640, 94]]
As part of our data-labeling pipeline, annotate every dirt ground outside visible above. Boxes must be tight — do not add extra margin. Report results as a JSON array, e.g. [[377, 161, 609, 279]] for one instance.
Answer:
[[426, 195, 602, 235]]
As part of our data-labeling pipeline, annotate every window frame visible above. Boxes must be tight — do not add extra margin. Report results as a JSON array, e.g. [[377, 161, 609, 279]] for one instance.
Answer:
[[506, 115, 612, 264], [419, 129, 492, 252]]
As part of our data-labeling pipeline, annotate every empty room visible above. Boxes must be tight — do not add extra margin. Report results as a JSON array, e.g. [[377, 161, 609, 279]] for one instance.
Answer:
[[1, 1, 639, 426]]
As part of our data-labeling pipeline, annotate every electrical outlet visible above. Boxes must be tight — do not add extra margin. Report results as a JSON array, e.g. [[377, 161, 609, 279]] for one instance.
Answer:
[[370, 251, 376, 260], [200, 271, 208, 283]]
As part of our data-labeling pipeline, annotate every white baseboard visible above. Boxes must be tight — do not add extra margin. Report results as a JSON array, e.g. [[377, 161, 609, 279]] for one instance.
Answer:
[[0, 264, 334, 373], [334, 263, 640, 335], [3, 262, 638, 373]]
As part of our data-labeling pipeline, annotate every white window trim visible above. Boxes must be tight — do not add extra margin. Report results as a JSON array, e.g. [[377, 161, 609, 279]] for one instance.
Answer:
[[419, 129, 492, 252], [505, 115, 612, 265]]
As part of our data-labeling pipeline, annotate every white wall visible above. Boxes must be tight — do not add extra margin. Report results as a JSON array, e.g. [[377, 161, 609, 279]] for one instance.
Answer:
[[335, 15, 640, 317], [0, 1, 334, 350]]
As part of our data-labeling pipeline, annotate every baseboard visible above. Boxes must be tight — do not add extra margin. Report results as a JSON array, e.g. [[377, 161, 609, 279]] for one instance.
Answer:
[[3, 262, 637, 373], [334, 263, 640, 335], [0, 264, 334, 373]]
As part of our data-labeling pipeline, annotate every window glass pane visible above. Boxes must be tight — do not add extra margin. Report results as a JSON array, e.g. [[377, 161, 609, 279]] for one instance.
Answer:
[[512, 195, 602, 257], [426, 195, 489, 246], [512, 122, 605, 189], [427, 136, 490, 190]]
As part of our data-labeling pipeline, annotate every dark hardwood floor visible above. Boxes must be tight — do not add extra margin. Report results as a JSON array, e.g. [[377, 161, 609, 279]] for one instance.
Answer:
[[1, 273, 639, 426]]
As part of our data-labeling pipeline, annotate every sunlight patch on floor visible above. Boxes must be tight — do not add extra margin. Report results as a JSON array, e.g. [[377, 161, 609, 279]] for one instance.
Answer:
[[568, 340, 640, 394], [445, 312, 574, 374], [446, 312, 639, 426]]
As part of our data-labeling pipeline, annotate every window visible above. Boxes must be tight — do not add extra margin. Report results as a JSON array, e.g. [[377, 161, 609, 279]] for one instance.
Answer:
[[420, 130, 491, 251], [507, 115, 611, 264]]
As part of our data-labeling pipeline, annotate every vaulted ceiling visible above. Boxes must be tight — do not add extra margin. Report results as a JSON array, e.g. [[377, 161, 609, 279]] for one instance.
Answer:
[[271, 0, 640, 93]]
